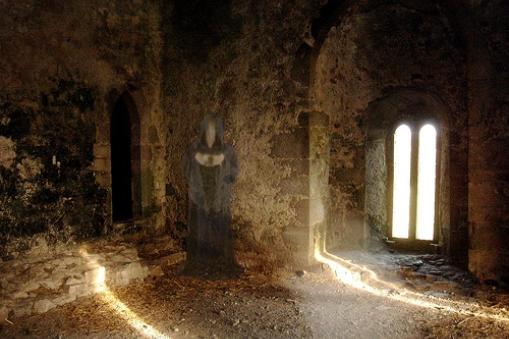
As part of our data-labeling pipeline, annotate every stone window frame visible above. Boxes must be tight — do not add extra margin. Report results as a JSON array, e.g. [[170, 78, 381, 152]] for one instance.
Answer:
[[365, 89, 464, 256], [386, 117, 442, 251]]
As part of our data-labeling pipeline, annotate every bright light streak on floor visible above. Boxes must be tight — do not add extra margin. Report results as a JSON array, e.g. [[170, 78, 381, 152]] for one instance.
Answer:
[[79, 247, 171, 339], [392, 124, 412, 239], [416, 124, 437, 241], [99, 288, 170, 339], [315, 249, 509, 323]]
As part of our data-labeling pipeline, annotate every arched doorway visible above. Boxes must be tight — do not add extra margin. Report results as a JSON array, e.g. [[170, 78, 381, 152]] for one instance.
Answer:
[[110, 93, 141, 222]]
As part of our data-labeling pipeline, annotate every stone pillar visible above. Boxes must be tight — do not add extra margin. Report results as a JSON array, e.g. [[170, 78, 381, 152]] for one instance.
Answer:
[[275, 111, 329, 267], [468, 96, 509, 283], [272, 119, 312, 267], [308, 111, 330, 255]]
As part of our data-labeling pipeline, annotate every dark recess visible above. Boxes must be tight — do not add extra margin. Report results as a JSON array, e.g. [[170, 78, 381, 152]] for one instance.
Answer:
[[110, 97, 133, 222]]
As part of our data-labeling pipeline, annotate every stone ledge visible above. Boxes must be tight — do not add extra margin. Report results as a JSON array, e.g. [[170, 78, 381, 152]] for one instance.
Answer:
[[0, 240, 185, 320]]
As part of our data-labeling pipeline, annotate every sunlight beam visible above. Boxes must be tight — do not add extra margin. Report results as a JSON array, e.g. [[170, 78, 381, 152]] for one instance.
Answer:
[[315, 249, 509, 324], [79, 247, 171, 339]]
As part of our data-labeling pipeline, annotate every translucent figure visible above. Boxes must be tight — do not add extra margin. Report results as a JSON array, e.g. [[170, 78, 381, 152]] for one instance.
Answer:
[[182, 114, 242, 277]]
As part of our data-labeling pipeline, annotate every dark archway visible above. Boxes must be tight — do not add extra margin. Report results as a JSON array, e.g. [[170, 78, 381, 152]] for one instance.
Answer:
[[110, 92, 141, 222]]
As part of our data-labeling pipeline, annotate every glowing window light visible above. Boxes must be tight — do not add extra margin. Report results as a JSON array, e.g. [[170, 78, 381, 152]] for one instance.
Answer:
[[392, 124, 412, 239], [416, 124, 437, 241]]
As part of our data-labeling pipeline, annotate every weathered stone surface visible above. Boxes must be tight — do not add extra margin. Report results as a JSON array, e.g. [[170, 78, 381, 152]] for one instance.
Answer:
[[12, 291, 29, 299], [52, 294, 76, 307], [0, 0, 166, 260], [166, 252, 186, 266], [68, 284, 91, 298], [0, 0, 507, 286], [0, 239, 154, 318], [0, 306, 8, 322], [149, 265, 164, 277], [20, 281, 40, 294], [271, 128, 309, 159], [33, 299, 56, 314], [280, 176, 309, 196], [40, 278, 62, 291], [11, 301, 34, 317]]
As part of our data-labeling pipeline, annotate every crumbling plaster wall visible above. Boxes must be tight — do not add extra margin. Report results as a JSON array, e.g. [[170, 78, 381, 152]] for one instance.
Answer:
[[311, 1, 468, 252], [0, 0, 165, 258]]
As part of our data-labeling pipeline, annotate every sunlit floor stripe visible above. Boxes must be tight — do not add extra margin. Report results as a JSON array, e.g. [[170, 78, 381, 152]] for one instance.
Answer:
[[79, 247, 171, 339], [100, 287, 170, 339], [316, 249, 509, 323]]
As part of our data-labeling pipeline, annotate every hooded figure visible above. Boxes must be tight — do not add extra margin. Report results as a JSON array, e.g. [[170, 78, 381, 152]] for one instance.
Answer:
[[182, 114, 241, 277]]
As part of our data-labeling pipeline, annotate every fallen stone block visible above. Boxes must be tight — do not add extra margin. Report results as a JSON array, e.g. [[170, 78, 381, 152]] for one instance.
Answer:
[[149, 265, 164, 277], [0, 306, 8, 322], [68, 283, 92, 298], [40, 278, 63, 290], [20, 281, 40, 294], [33, 299, 56, 314], [12, 300, 34, 317], [52, 294, 76, 306]]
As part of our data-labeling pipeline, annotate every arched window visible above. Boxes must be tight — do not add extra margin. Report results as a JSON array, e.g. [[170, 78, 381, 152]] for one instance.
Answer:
[[390, 122, 438, 243]]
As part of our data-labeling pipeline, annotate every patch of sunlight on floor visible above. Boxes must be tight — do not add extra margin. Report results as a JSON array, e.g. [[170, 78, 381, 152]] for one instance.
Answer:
[[79, 246, 171, 339], [315, 248, 509, 324]]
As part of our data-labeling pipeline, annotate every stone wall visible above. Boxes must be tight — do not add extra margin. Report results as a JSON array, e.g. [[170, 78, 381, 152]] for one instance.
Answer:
[[467, 0, 509, 284], [0, 0, 507, 283], [311, 0, 468, 253], [0, 0, 165, 259], [161, 0, 323, 263]]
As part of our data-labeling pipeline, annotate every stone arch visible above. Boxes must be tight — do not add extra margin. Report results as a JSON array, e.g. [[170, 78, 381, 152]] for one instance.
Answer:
[[365, 89, 451, 139], [92, 85, 164, 231], [292, 0, 477, 92], [364, 89, 468, 264], [109, 92, 142, 222], [303, 0, 487, 266]]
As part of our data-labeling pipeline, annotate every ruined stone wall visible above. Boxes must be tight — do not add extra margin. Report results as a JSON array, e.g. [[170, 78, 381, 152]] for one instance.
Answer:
[[1, 0, 507, 281], [311, 1, 468, 251], [0, 0, 164, 258], [467, 0, 509, 284], [161, 0, 323, 263]]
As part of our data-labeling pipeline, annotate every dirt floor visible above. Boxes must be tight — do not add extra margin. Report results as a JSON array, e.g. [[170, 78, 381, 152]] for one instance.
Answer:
[[1, 250, 509, 339]]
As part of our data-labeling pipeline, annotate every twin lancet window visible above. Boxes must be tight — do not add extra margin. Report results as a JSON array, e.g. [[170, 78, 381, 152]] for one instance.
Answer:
[[392, 124, 437, 242]]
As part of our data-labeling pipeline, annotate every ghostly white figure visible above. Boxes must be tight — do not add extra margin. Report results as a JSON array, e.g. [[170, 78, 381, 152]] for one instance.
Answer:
[[182, 113, 241, 277], [194, 120, 225, 166]]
